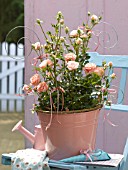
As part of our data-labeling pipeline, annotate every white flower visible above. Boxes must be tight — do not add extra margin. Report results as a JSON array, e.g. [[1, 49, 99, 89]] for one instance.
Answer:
[[110, 73, 116, 79], [60, 36, 65, 42], [80, 34, 88, 39], [91, 15, 99, 23], [87, 31, 92, 36], [70, 30, 78, 38], [70, 29, 84, 38], [75, 38, 83, 45], [33, 42, 41, 50], [60, 19, 64, 24]]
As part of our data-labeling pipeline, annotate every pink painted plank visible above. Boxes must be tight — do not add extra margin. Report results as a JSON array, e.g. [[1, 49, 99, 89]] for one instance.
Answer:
[[24, 1, 37, 147], [104, 0, 128, 55], [102, 0, 128, 154]]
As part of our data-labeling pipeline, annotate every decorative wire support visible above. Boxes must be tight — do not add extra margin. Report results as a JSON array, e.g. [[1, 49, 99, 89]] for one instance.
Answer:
[[92, 21, 118, 51], [108, 85, 124, 105], [102, 85, 124, 127], [45, 92, 53, 131], [5, 26, 42, 60], [16, 86, 26, 97], [57, 90, 61, 124]]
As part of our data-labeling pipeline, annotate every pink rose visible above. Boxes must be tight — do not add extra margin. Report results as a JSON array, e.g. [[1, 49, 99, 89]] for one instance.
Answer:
[[67, 61, 79, 71], [93, 67, 104, 77], [108, 61, 113, 68], [47, 59, 53, 67], [83, 63, 96, 74], [64, 53, 76, 62], [23, 84, 32, 94], [30, 74, 40, 86], [39, 59, 53, 69], [37, 82, 49, 93], [39, 60, 47, 68]]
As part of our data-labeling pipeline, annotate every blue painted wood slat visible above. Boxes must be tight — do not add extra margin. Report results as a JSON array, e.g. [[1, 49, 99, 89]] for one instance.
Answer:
[[89, 52, 128, 68], [117, 69, 127, 104], [89, 52, 128, 112]]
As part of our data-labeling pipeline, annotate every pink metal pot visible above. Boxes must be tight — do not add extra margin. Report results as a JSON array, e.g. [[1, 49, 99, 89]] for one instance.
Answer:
[[38, 106, 101, 160]]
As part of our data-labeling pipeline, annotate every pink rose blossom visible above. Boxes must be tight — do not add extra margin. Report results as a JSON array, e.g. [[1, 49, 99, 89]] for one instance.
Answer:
[[39, 59, 53, 69], [83, 63, 96, 74], [67, 61, 79, 71], [39, 60, 48, 68], [93, 67, 104, 77], [30, 74, 40, 86], [47, 59, 53, 67], [108, 61, 113, 68], [64, 53, 76, 62], [37, 82, 49, 93], [23, 84, 32, 94]]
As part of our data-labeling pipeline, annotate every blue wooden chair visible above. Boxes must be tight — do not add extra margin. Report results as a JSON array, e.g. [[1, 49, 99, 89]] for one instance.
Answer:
[[120, 137, 128, 170], [89, 52, 128, 112]]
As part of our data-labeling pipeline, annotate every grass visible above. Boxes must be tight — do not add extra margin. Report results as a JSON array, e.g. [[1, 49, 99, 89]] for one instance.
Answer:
[[0, 113, 24, 170]]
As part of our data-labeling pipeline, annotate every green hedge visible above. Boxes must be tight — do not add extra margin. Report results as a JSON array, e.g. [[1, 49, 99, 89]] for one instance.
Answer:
[[0, 0, 24, 43]]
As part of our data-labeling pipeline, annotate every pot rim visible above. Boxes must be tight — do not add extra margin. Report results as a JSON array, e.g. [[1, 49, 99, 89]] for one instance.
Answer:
[[36, 104, 102, 114]]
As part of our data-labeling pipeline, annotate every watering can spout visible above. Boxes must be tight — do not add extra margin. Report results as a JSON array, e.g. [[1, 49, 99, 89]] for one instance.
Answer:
[[12, 120, 35, 144]]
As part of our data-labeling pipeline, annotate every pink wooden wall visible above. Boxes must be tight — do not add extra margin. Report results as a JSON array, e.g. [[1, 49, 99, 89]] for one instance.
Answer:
[[24, 0, 128, 152]]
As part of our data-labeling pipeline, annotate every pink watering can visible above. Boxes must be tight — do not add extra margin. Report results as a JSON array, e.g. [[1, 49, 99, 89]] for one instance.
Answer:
[[12, 120, 45, 151]]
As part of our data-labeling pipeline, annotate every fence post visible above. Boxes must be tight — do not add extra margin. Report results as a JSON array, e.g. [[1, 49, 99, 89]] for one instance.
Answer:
[[1, 42, 8, 112], [9, 43, 16, 112], [16, 44, 24, 112]]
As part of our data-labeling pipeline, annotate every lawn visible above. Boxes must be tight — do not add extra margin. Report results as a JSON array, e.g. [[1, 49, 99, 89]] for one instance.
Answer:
[[0, 113, 24, 170]]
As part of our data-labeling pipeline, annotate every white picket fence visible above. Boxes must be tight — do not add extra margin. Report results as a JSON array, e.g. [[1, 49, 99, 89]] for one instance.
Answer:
[[0, 42, 25, 112]]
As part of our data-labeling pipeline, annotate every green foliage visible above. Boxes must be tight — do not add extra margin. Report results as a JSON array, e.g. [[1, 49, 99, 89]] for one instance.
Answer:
[[23, 12, 115, 112], [0, 0, 24, 43]]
